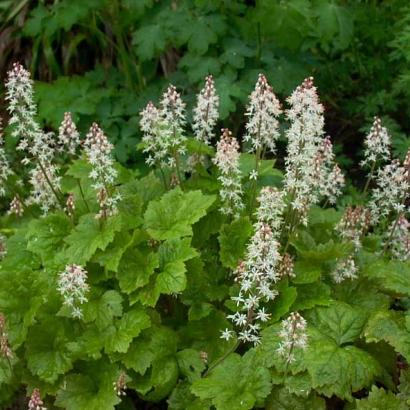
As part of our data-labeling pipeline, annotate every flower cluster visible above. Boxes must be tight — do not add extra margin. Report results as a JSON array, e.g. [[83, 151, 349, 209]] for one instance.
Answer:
[[9, 195, 24, 217], [65, 193, 75, 217], [278, 253, 295, 279], [361, 117, 391, 167], [28, 388, 46, 410], [58, 112, 81, 156], [223, 185, 286, 345], [331, 255, 358, 283], [0, 314, 12, 359], [277, 312, 308, 363], [336, 206, 371, 250], [113, 372, 128, 396], [193, 75, 219, 145], [0, 234, 7, 260], [244, 74, 281, 154], [213, 129, 244, 217], [27, 162, 62, 214], [385, 215, 410, 261], [5, 63, 61, 214], [255, 186, 285, 234], [84, 123, 120, 218], [139, 101, 161, 167], [284, 77, 327, 225], [0, 118, 13, 196], [312, 136, 345, 204], [140, 85, 187, 170], [57, 264, 89, 318], [369, 159, 409, 224]]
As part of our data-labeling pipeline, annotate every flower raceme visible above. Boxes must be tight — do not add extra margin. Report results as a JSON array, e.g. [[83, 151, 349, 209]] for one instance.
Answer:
[[361, 116, 391, 168], [213, 128, 244, 218], [57, 112, 81, 156], [5, 63, 62, 214], [277, 312, 308, 363], [84, 123, 120, 219], [244, 73, 281, 155], [57, 264, 89, 319], [193, 75, 219, 145], [28, 388, 46, 410], [284, 77, 343, 225]]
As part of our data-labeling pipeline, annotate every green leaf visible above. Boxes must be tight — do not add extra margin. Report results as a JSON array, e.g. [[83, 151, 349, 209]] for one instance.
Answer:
[[304, 303, 381, 400], [177, 349, 206, 383], [55, 360, 121, 410], [117, 245, 159, 294], [26, 212, 71, 267], [191, 353, 271, 410], [362, 259, 410, 296], [133, 24, 168, 60], [270, 282, 297, 322], [134, 238, 197, 306], [156, 238, 198, 294], [266, 386, 326, 410], [305, 337, 381, 400], [92, 231, 133, 272], [64, 214, 122, 264], [218, 217, 253, 269], [144, 188, 215, 240], [291, 282, 331, 311], [364, 310, 410, 361], [26, 319, 74, 383], [169, 381, 211, 410], [355, 386, 407, 410], [82, 290, 123, 330], [104, 307, 151, 353], [307, 302, 367, 345], [122, 325, 178, 375]]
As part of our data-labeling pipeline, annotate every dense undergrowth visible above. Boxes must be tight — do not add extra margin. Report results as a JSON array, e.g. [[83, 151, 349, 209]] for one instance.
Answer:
[[0, 59, 409, 410]]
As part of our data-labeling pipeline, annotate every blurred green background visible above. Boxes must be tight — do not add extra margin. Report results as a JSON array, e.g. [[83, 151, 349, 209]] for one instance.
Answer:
[[0, 0, 409, 168]]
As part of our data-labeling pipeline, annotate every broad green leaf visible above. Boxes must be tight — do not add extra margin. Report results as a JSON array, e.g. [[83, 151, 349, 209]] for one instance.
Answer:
[[122, 325, 178, 375], [292, 260, 322, 284], [355, 386, 407, 410], [104, 307, 151, 353], [191, 353, 271, 410], [270, 282, 297, 322], [305, 337, 381, 400], [364, 310, 410, 361], [82, 290, 123, 330], [218, 217, 252, 269], [265, 386, 326, 410], [92, 231, 133, 272], [177, 349, 206, 383], [168, 381, 211, 410], [307, 302, 367, 345], [55, 360, 121, 410], [156, 238, 198, 294], [133, 238, 197, 306], [26, 212, 71, 267], [134, 356, 179, 401], [133, 24, 167, 60], [291, 282, 331, 311], [26, 319, 74, 383], [144, 188, 215, 240], [64, 214, 122, 264], [117, 245, 159, 294], [362, 259, 410, 296]]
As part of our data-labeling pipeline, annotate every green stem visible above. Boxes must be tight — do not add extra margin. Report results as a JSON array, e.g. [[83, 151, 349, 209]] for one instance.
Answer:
[[77, 180, 91, 213], [203, 341, 240, 377], [37, 160, 63, 208]]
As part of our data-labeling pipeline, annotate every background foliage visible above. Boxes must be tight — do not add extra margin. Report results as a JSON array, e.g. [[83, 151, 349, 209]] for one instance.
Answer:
[[0, 0, 409, 166]]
